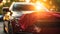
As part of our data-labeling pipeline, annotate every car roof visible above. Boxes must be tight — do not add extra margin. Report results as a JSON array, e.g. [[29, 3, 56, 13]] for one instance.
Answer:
[[13, 2, 35, 5], [9, 2, 35, 11]]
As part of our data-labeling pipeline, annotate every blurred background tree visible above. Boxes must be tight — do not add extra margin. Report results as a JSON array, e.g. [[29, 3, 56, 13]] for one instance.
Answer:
[[0, 0, 60, 15], [54, 0, 60, 11]]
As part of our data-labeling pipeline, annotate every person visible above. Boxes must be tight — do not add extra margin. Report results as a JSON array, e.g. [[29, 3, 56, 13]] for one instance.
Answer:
[[3, 11, 12, 21]]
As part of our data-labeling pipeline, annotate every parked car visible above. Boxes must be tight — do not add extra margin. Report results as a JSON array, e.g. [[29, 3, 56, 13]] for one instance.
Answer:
[[0, 15, 3, 21], [2, 2, 60, 34]]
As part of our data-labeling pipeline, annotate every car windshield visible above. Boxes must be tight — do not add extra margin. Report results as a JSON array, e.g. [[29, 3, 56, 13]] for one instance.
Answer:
[[12, 4, 35, 11]]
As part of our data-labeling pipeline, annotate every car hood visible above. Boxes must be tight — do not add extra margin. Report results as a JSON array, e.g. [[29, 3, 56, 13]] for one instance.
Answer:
[[53, 12, 60, 18], [18, 11, 60, 29]]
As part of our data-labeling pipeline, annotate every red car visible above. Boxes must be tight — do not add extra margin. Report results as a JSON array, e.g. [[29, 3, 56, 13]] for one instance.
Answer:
[[3, 2, 60, 34]]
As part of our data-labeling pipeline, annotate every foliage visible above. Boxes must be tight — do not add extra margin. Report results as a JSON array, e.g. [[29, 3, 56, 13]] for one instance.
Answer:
[[0, 0, 60, 14]]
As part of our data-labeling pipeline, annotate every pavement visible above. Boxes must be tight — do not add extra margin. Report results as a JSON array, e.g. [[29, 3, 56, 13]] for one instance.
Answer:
[[0, 21, 60, 34], [0, 22, 5, 34]]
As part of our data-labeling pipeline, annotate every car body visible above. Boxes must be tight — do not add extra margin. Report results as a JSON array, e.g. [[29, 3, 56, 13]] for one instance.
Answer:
[[3, 2, 60, 34], [0, 15, 3, 21]]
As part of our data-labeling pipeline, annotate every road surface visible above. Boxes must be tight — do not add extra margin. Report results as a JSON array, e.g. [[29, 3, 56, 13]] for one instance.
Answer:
[[0, 22, 5, 34], [0, 21, 60, 34]]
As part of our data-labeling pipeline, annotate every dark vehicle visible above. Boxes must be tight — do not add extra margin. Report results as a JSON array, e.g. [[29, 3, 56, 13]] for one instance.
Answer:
[[3, 2, 60, 34], [0, 15, 3, 21]]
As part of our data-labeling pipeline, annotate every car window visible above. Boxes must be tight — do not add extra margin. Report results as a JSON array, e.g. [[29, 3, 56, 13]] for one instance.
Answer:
[[12, 4, 35, 11]]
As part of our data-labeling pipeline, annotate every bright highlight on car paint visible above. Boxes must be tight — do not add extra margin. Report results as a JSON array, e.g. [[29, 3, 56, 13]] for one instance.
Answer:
[[35, 1, 42, 11], [35, 4, 42, 11], [35, 1, 49, 12]]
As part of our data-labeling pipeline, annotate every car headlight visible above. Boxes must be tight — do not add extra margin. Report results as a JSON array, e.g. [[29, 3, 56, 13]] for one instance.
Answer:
[[13, 16, 20, 24], [14, 18, 20, 26]]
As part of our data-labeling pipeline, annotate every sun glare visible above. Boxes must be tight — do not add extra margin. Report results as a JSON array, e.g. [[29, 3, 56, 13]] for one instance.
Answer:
[[35, 1, 42, 11], [36, 5, 42, 11], [25, 0, 30, 3]]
